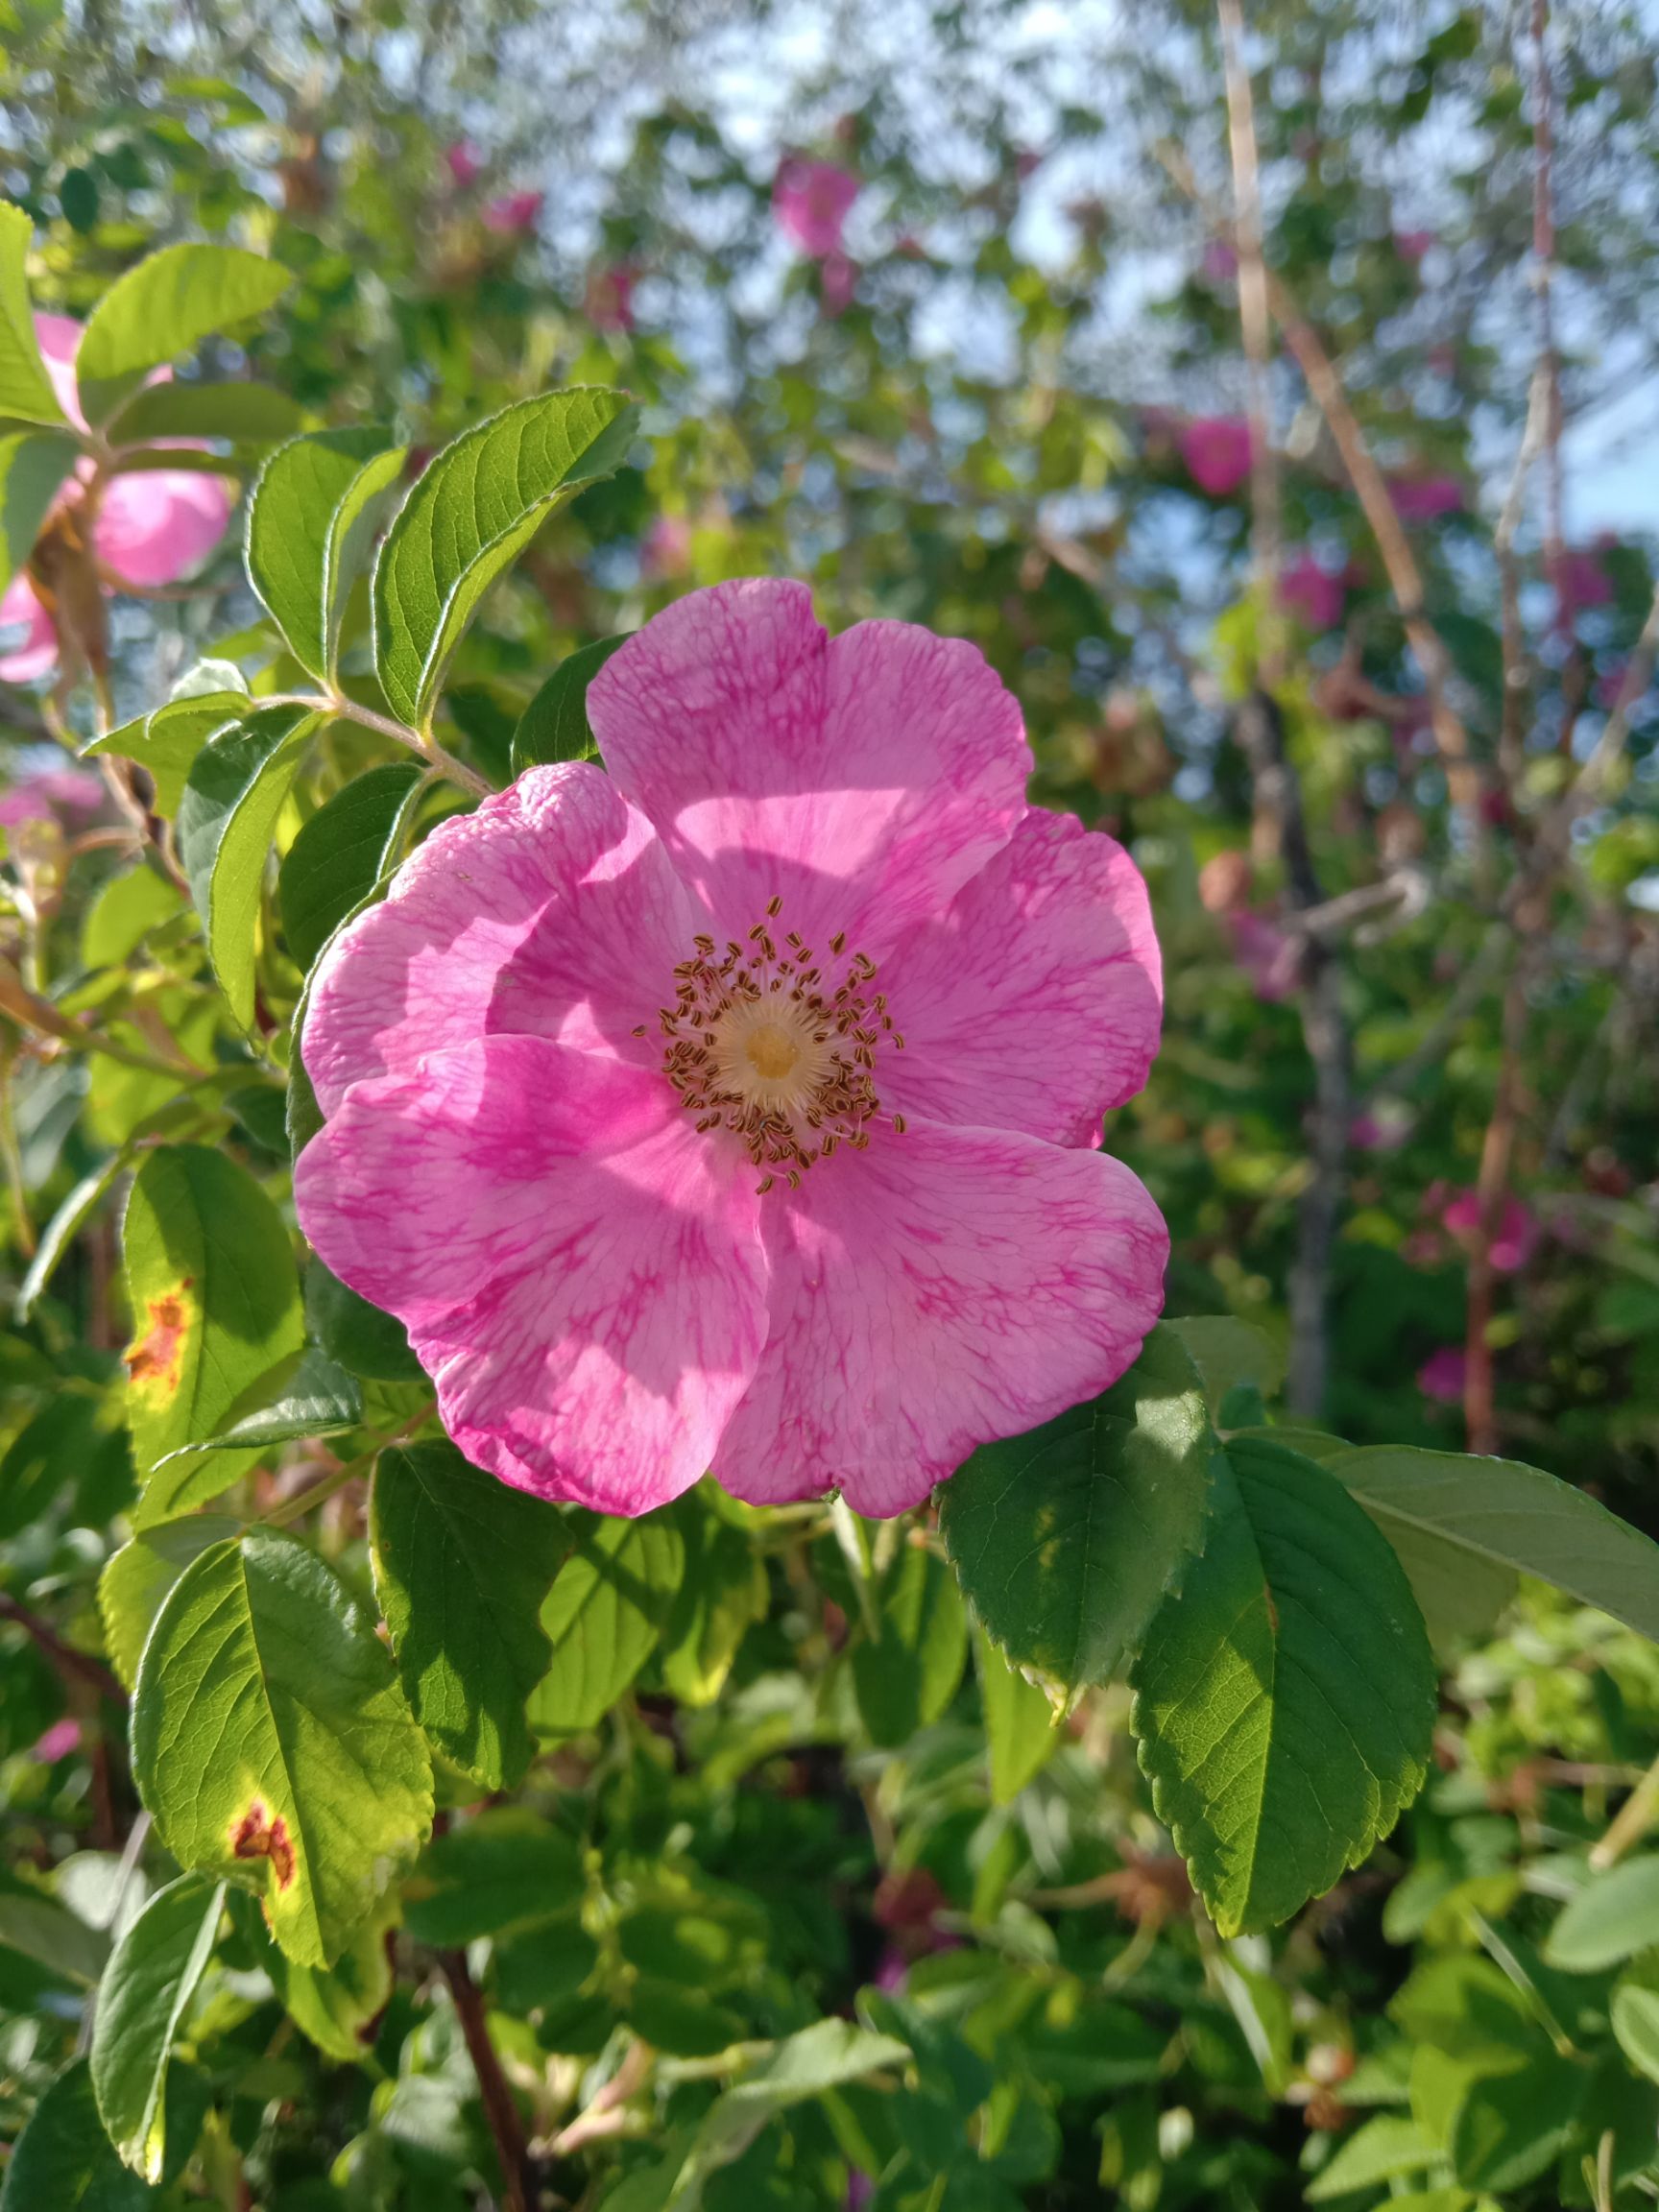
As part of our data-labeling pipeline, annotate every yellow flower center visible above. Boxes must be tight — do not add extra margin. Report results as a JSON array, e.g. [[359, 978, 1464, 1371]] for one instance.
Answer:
[[640, 896, 906, 1192]]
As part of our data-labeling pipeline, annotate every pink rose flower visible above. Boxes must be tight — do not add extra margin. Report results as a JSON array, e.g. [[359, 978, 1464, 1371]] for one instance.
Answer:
[[483, 190, 543, 236], [773, 158, 860, 258], [0, 314, 231, 683], [640, 514, 693, 582], [295, 581, 1167, 1518], [1180, 417, 1252, 498], [0, 765, 106, 830], [1228, 911, 1300, 1001], [0, 572, 61, 684], [1417, 1346, 1465, 1404], [32, 1717, 82, 1764], [1557, 546, 1615, 613], [1442, 1188, 1539, 1274], [1390, 475, 1463, 524], [1280, 552, 1345, 633], [820, 252, 857, 316], [585, 263, 637, 333], [445, 143, 484, 187]]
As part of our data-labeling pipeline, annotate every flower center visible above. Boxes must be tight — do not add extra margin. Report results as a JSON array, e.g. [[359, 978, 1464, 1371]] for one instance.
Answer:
[[642, 896, 905, 1192]]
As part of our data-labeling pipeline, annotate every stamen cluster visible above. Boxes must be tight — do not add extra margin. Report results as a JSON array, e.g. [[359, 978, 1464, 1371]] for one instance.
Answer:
[[641, 894, 904, 1190]]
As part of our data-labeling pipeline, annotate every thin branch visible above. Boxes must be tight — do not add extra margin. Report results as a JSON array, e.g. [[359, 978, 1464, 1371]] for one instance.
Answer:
[[1232, 690, 1349, 1418], [1495, 364, 1551, 789], [1157, 141, 1487, 859], [1529, 0, 1568, 632], [1464, 960, 1529, 1455], [1218, 0, 1283, 676], [0, 1591, 126, 1706], [441, 1949, 534, 2212]]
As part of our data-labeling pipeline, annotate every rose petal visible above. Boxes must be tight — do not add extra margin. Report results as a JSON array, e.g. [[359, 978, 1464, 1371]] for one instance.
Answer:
[[302, 761, 699, 1118], [710, 1118, 1167, 1517], [295, 1038, 768, 1515], [34, 312, 85, 429], [880, 805, 1162, 1146], [589, 578, 1031, 959], [0, 573, 60, 683], [94, 467, 231, 588]]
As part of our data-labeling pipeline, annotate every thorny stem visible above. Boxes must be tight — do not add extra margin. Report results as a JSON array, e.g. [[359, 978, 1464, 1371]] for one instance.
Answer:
[[0, 1591, 126, 1706], [1463, 961, 1529, 1455], [441, 1948, 535, 2212]]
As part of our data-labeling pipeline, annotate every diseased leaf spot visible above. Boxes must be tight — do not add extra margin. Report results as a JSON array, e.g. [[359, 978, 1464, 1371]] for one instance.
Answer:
[[231, 1799, 297, 1889], [124, 1282, 194, 1396]]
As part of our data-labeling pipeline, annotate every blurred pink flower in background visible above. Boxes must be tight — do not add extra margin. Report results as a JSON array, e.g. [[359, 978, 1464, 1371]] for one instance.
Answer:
[[1228, 910, 1301, 1001], [1390, 475, 1464, 523], [1280, 551, 1346, 632], [1202, 239, 1238, 284], [0, 313, 232, 684], [1417, 1346, 1466, 1403], [1557, 544, 1616, 612], [640, 514, 692, 581], [1442, 1187, 1539, 1274], [1395, 229, 1435, 262], [31, 1718, 82, 1764], [1180, 416, 1253, 497], [0, 766, 106, 830], [1350, 1102, 1412, 1152], [820, 252, 857, 315], [773, 157, 859, 257], [584, 263, 637, 332], [445, 143, 484, 187], [483, 190, 543, 235], [0, 575, 61, 684]]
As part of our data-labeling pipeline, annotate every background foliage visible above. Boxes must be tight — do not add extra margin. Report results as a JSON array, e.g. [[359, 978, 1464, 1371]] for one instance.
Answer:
[[2, 1, 1659, 2207]]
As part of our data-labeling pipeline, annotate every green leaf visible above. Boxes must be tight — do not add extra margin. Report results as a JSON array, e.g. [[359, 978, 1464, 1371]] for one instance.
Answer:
[[107, 379, 302, 446], [0, 427, 79, 596], [248, 428, 406, 681], [1543, 1856, 1659, 1972], [373, 388, 637, 730], [85, 689, 249, 818], [974, 1627, 1059, 1805], [1305, 2114, 1439, 2201], [73, 243, 293, 425], [1130, 1433, 1436, 1936], [666, 2020, 912, 2211], [98, 1515, 243, 1693], [0, 204, 70, 427], [853, 1541, 968, 1747], [303, 1259, 422, 1383], [90, 1873, 224, 2182], [510, 632, 632, 773], [177, 703, 320, 1025], [1329, 1443, 1659, 1642], [659, 1498, 770, 1707], [1612, 1982, 1659, 2082], [0, 1876, 111, 1986], [277, 759, 424, 974], [155, 1347, 361, 1459], [528, 1509, 685, 1735], [371, 1442, 572, 1791], [1161, 1315, 1285, 1423], [0, 2058, 152, 2212], [1448, 2054, 1585, 2192], [939, 1326, 1215, 1695], [401, 1808, 584, 1946], [131, 1529, 432, 1967], [0, 1391, 107, 1540], [120, 1144, 303, 1498]]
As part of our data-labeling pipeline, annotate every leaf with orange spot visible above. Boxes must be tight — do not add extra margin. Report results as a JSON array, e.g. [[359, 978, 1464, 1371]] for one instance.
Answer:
[[120, 1145, 303, 1521], [132, 1531, 432, 1968]]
